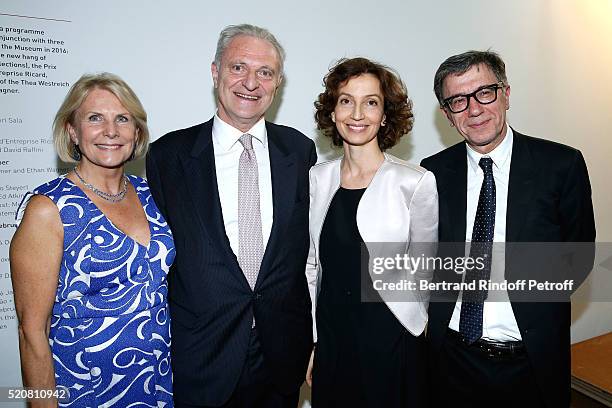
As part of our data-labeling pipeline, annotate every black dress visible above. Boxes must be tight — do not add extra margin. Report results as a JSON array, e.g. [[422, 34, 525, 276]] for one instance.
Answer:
[[312, 187, 428, 407]]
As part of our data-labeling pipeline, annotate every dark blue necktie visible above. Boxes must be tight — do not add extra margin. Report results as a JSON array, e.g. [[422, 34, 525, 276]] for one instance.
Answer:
[[460, 157, 495, 344]]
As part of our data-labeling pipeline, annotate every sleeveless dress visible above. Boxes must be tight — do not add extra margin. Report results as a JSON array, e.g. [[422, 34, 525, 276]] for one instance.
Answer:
[[19, 175, 175, 407], [312, 187, 428, 408]]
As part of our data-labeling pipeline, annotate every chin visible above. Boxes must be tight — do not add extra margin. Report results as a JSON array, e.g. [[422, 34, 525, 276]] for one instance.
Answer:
[[466, 131, 495, 144], [93, 158, 129, 169]]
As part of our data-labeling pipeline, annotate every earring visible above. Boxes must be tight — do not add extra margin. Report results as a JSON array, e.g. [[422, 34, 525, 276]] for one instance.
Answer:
[[331, 112, 335, 123], [71, 144, 82, 161], [381, 120, 386, 126]]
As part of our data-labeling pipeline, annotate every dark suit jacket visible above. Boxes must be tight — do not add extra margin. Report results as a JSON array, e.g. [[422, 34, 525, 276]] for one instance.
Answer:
[[421, 130, 595, 408], [146, 118, 317, 406]]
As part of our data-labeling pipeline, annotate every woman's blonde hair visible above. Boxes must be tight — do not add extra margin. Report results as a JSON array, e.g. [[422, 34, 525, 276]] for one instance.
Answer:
[[53, 72, 149, 163]]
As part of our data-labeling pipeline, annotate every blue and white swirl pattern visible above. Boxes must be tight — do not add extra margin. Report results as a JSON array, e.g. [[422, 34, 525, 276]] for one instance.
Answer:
[[26, 175, 175, 407]]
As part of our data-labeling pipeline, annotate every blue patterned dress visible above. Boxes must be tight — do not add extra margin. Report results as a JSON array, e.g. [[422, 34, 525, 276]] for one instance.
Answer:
[[20, 175, 175, 407]]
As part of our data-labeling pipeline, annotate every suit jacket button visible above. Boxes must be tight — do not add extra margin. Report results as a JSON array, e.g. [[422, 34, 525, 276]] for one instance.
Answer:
[[254, 293, 262, 300]]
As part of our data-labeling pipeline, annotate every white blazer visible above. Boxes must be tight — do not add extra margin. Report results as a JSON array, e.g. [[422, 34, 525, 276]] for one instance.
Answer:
[[306, 153, 438, 340]]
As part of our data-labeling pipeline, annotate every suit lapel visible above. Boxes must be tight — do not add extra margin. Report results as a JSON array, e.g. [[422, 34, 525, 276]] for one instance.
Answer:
[[258, 122, 297, 284], [182, 119, 243, 281], [506, 131, 537, 242], [506, 132, 536, 317], [443, 145, 468, 242]]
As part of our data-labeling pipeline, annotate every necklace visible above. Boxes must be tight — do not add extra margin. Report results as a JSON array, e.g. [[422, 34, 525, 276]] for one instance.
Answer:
[[73, 167, 128, 203]]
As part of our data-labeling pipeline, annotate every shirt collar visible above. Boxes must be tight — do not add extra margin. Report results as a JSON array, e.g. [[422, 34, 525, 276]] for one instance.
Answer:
[[212, 114, 268, 152], [466, 125, 513, 172]]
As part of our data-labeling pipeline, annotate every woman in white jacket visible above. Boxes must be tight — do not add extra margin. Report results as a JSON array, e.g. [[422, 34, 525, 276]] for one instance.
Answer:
[[305, 57, 438, 407]]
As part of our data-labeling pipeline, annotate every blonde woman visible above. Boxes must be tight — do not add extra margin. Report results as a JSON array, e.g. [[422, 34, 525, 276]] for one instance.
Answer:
[[11, 73, 174, 407]]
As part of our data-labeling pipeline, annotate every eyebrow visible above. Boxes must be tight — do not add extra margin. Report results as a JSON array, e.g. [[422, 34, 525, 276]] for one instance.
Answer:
[[338, 92, 382, 98], [82, 110, 131, 116], [445, 83, 497, 100]]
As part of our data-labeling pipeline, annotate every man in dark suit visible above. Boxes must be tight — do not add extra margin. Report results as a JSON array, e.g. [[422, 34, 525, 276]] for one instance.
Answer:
[[146, 24, 316, 408], [421, 50, 595, 407]]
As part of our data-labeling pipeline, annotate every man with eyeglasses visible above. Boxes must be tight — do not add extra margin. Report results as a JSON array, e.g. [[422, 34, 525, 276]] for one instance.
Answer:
[[421, 50, 595, 407]]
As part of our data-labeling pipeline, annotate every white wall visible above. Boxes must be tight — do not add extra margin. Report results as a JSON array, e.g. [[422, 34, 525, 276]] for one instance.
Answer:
[[1, 0, 610, 404]]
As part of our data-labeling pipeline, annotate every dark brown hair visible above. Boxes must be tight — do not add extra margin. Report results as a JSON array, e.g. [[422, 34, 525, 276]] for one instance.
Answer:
[[434, 50, 507, 105], [314, 57, 413, 150]]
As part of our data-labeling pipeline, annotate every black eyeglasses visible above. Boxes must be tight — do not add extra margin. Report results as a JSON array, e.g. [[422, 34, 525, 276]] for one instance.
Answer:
[[442, 82, 505, 113]]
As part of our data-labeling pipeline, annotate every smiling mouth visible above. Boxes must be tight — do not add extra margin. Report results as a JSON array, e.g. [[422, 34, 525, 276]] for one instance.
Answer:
[[469, 119, 490, 128], [235, 92, 260, 101], [347, 124, 368, 131], [95, 144, 123, 150]]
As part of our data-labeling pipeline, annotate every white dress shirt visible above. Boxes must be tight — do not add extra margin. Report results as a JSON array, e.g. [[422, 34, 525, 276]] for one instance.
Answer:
[[448, 126, 522, 341], [212, 115, 273, 258]]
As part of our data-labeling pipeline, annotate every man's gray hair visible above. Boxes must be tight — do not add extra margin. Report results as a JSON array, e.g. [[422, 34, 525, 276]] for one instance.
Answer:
[[433, 50, 508, 105], [214, 24, 286, 78]]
